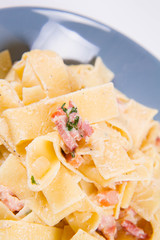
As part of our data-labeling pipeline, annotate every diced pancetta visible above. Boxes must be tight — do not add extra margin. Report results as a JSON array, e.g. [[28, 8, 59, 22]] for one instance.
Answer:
[[51, 100, 93, 152], [121, 220, 148, 239], [98, 215, 117, 240], [0, 185, 24, 213], [65, 153, 84, 168], [155, 137, 160, 147], [53, 113, 78, 152], [96, 190, 119, 207]]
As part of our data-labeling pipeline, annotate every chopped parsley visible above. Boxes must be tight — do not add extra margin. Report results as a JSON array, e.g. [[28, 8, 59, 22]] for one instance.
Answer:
[[31, 175, 38, 185], [61, 102, 79, 131], [61, 103, 77, 116], [73, 116, 79, 129], [61, 103, 67, 113], [61, 102, 70, 117], [70, 106, 77, 114], [66, 116, 79, 131], [71, 151, 75, 158], [66, 121, 73, 131]]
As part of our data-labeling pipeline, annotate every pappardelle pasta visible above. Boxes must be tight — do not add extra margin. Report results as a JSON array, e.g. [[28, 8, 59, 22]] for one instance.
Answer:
[[0, 49, 160, 240]]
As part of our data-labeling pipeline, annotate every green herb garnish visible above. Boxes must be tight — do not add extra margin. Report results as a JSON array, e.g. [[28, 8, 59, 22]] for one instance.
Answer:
[[61, 102, 70, 117], [66, 121, 73, 131], [73, 116, 79, 128], [66, 116, 79, 131], [61, 103, 79, 131], [70, 107, 77, 114], [31, 175, 38, 185], [71, 151, 75, 158], [61, 103, 67, 113]]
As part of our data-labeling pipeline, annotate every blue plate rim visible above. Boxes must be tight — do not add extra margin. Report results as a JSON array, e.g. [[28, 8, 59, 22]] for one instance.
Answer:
[[0, 5, 159, 65], [0, 6, 160, 120]]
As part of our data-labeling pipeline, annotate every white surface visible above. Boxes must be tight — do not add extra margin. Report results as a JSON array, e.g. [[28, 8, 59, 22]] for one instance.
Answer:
[[0, 0, 160, 60]]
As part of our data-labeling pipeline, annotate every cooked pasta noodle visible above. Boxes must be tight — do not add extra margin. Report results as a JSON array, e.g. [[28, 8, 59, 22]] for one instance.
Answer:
[[0, 49, 159, 239]]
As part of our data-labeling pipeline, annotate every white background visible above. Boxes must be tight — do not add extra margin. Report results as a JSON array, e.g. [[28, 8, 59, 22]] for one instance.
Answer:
[[0, 0, 160, 60]]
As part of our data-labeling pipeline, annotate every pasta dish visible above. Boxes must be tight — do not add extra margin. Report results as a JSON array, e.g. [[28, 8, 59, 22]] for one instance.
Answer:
[[0, 49, 160, 239]]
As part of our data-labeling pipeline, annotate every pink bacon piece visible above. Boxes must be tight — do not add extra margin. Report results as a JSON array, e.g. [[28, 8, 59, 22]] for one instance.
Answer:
[[155, 137, 160, 147], [68, 100, 75, 108], [98, 215, 117, 240], [53, 113, 78, 152], [51, 100, 94, 152], [0, 185, 24, 213], [68, 100, 94, 139], [69, 112, 82, 141], [121, 220, 148, 239], [66, 153, 84, 168], [96, 190, 119, 207], [119, 207, 137, 223], [51, 108, 65, 118], [80, 120, 94, 138]]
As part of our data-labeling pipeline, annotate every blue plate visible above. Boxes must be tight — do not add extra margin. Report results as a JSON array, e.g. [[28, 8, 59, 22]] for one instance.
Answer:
[[0, 7, 159, 119]]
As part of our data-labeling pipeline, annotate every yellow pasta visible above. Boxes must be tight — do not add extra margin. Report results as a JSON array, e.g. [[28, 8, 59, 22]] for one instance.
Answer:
[[0, 220, 63, 240], [10, 81, 23, 100], [0, 49, 159, 240], [26, 132, 60, 191], [0, 50, 12, 78], [42, 165, 85, 214], [119, 99, 158, 148], [26, 192, 84, 226], [23, 50, 71, 97], [0, 154, 34, 199], [114, 182, 127, 219], [68, 57, 114, 89], [21, 211, 45, 224], [92, 139, 135, 180], [121, 181, 137, 209], [131, 181, 160, 221], [2, 82, 118, 147], [0, 80, 22, 114], [0, 202, 18, 220], [21, 58, 40, 87], [66, 198, 100, 233], [0, 117, 15, 154], [5, 63, 20, 82], [22, 85, 46, 105], [13, 59, 25, 80], [70, 229, 99, 240], [61, 225, 75, 240]]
